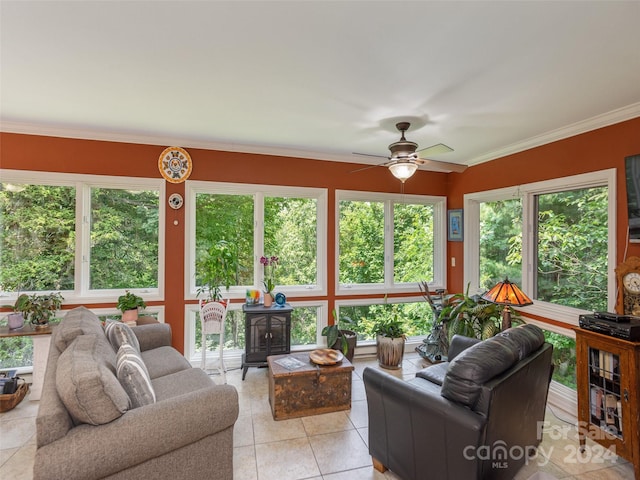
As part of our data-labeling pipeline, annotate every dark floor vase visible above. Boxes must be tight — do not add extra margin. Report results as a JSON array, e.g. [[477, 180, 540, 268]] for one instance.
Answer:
[[376, 335, 405, 370], [330, 330, 357, 363]]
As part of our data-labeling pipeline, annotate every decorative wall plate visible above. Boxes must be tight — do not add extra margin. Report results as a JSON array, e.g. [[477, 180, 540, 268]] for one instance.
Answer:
[[168, 193, 184, 210], [158, 147, 192, 183]]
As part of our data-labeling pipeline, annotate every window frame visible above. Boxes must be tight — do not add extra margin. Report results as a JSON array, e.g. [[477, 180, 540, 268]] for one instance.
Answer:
[[464, 169, 616, 325], [335, 190, 447, 295], [184, 180, 328, 300], [0, 169, 165, 304]]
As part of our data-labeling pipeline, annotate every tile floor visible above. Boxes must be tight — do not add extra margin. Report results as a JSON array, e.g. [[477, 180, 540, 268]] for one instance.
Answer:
[[0, 352, 636, 479]]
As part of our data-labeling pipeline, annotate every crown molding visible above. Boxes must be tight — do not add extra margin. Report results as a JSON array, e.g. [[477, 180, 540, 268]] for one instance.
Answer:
[[467, 102, 640, 166], [2, 102, 639, 169]]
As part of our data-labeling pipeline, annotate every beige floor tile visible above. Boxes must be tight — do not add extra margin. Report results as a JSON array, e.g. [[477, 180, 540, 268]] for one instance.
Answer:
[[357, 427, 369, 448], [301, 410, 354, 436], [0, 417, 36, 450], [308, 429, 371, 475], [252, 411, 307, 444], [0, 443, 36, 480], [347, 399, 368, 429], [574, 462, 636, 479], [0, 447, 19, 468], [234, 413, 255, 447], [233, 445, 257, 480], [255, 437, 320, 480], [323, 465, 387, 480], [351, 378, 366, 401], [0, 395, 39, 422]]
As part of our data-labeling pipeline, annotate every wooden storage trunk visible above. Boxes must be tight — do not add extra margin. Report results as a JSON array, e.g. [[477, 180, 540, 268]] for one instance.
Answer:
[[268, 353, 354, 420]]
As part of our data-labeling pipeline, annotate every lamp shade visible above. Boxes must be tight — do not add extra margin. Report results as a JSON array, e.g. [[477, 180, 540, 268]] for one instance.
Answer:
[[388, 162, 418, 182], [481, 278, 533, 307]]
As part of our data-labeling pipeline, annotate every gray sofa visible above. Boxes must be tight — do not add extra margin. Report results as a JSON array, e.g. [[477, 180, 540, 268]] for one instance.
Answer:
[[34, 306, 239, 480], [364, 324, 553, 480]]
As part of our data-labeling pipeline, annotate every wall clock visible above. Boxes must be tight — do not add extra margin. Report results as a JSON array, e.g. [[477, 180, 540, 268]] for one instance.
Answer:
[[158, 147, 192, 183], [615, 256, 640, 315]]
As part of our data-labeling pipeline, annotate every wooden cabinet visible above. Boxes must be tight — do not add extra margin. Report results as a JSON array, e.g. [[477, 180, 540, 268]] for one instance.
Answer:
[[241, 304, 292, 380], [575, 328, 640, 479]]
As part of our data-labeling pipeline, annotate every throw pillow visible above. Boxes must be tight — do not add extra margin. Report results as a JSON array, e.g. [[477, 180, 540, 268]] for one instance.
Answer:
[[56, 334, 130, 425], [116, 343, 156, 408], [54, 306, 105, 353], [105, 319, 141, 353]]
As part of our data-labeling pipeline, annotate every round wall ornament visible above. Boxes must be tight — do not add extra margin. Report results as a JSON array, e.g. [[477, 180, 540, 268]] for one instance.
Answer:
[[158, 147, 192, 183], [168, 193, 184, 210]]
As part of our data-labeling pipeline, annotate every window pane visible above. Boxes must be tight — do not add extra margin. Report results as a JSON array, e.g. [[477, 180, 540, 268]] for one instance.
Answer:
[[340, 301, 432, 341], [0, 332, 33, 369], [394, 203, 434, 283], [0, 183, 75, 291], [339, 200, 384, 284], [479, 198, 522, 290], [265, 197, 317, 286], [195, 193, 254, 287], [535, 187, 608, 310], [90, 188, 159, 289], [543, 330, 576, 390], [290, 306, 318, 346]]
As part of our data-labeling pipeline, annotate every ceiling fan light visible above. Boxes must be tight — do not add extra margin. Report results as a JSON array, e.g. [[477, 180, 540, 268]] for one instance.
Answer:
[[388, 162, 418, 182]]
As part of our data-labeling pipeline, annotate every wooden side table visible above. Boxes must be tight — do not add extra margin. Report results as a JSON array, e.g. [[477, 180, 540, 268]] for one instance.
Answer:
[[0, 323, 54, 401]]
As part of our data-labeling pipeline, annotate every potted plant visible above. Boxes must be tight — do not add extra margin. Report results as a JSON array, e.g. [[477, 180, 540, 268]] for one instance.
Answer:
[[260, 255, 278, 307], [13, 292, 64, 329], [117, 290, 146, 325], [372, 310, 407, 370], [196, 240, 238, 303], [2, 294, 31, 330], [321, 309, 357, 362]]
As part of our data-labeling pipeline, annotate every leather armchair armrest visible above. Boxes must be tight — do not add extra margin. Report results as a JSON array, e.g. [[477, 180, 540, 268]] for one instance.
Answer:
[[448, 334, 481, 361]]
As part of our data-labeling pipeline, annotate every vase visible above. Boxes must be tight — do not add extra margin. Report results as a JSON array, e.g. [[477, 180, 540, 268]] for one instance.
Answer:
[[376, 335, 405, 370], [122, 308, 139, 325], [7, 313, 24, 330], [263, 293, 273, 307]]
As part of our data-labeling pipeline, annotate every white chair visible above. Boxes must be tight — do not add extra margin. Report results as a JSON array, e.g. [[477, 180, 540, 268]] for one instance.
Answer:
[[199, 299, 228, 383]]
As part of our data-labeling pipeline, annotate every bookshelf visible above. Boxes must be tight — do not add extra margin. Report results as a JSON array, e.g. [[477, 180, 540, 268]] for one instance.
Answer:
[[575, 327, 640, 479]]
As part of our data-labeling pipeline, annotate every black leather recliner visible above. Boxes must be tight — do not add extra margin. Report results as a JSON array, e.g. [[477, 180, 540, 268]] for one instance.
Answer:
[[363, 324, 553, 480]]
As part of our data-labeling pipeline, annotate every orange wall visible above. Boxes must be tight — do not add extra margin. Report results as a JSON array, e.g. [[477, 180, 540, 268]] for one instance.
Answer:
[[2, 118, 639, 348], [0, 132, 448, 351], [446, 117, 640, 294]]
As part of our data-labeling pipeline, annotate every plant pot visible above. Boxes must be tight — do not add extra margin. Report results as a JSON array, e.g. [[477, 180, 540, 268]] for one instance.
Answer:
[[7, 313, 24, 330], [32, 321, 49, 331], [376, 335, 405, 370], [263, 293, 273, 308], [330, 329, 357, 363], [122, 308, 139, 325]]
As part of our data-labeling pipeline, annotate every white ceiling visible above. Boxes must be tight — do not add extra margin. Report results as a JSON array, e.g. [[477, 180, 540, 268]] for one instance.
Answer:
[[1, 1, 639, 171]]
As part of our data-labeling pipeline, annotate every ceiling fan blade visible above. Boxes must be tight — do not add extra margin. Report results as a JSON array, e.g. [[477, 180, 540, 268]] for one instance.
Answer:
[[350, 162, 389, 173], [417, 158, 468, 173], [417, 143, 454, 156], [352, 152, 390, 160]]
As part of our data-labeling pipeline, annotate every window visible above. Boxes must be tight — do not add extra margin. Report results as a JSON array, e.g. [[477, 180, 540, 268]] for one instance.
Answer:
[[336, 190, 446, 293], [0, 170, 164, 301], [465, 169, 616, 323], [187, 181, 327, 298]]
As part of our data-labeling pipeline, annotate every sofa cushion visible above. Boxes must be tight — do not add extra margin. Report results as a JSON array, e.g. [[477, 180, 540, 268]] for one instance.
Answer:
[[116, 343, 156, 408], [151, 367, 215, 402], [54, 306, 105, 353], [441, 333, 520, 409], [141, 346, 192, 379], [104, 319, 141, 352], [415, 362, 449, 386], [56, 334, 129, 425]]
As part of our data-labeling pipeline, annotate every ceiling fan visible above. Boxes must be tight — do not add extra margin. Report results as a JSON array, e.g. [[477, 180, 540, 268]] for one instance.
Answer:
[[353, 122, 467, 182]]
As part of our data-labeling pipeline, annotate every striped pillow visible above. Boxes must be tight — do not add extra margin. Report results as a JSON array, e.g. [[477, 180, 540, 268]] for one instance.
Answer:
[[116, 343, 156, 408], [105, 320, 140, 353]]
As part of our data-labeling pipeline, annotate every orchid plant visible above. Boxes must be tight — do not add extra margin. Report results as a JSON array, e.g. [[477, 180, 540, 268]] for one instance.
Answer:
[[260, 255, 279, 294]]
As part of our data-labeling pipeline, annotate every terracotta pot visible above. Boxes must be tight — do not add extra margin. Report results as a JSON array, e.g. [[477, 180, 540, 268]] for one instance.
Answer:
[[122, 308, 139, 325], [376, 335, 405, 370], [263, 293, 273, 307]]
